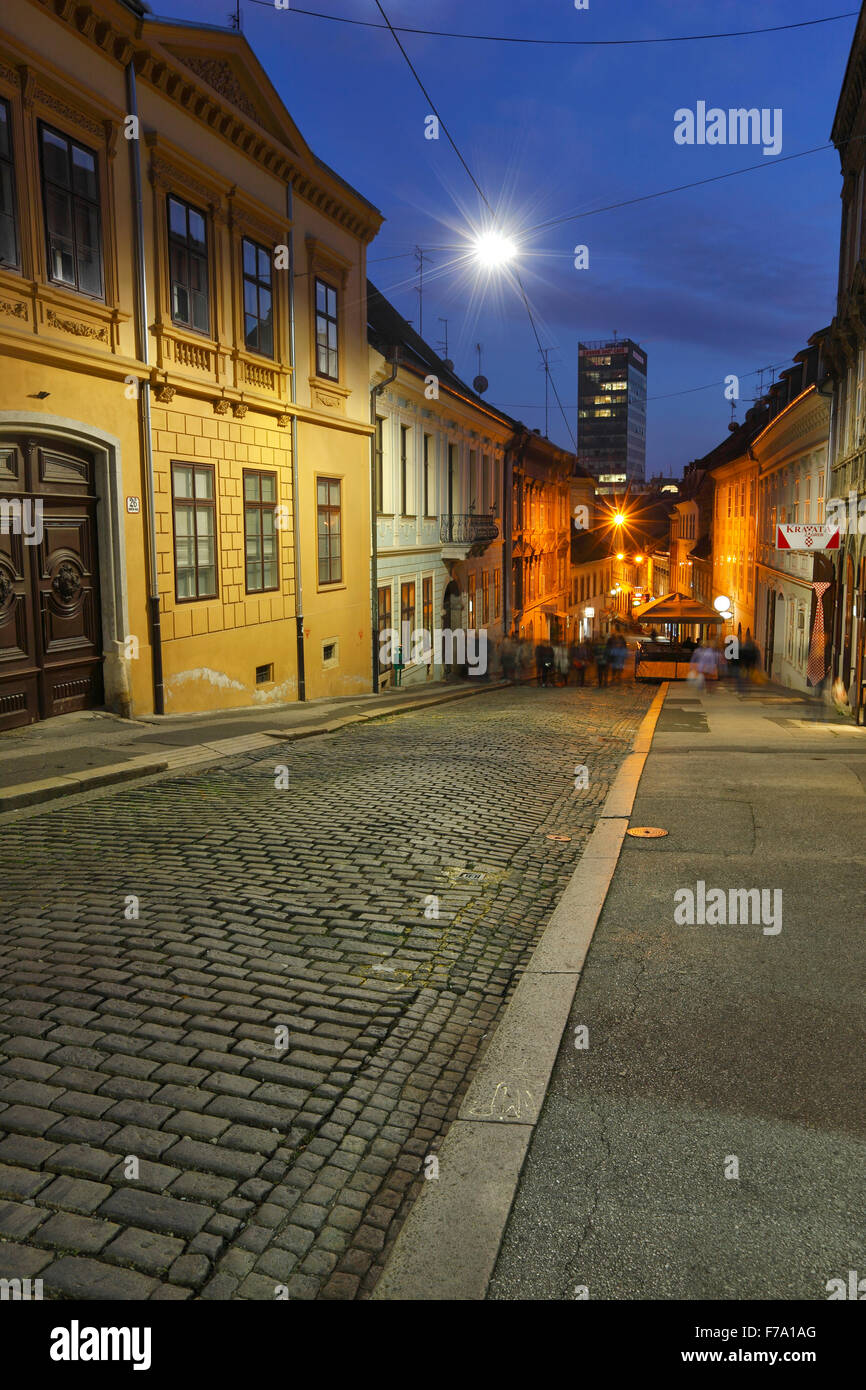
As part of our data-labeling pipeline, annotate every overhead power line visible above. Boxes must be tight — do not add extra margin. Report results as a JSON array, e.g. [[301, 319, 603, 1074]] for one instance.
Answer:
[[489, 359, 798, 410], [246, 3, 857, 48], [364, 0, 577, 449]]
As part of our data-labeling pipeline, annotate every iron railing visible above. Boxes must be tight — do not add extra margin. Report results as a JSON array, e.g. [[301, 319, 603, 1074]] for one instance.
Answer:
[[440, 513, 499, 545]]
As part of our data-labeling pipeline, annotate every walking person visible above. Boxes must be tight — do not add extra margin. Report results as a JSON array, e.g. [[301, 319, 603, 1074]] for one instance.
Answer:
[[594, 635, 609, 687], [609, 633, 627, 684], [555, 641, 570, 686], [689, 637, 720, 693], [572, 638, 589, 687], [537, 640, 554, 687]]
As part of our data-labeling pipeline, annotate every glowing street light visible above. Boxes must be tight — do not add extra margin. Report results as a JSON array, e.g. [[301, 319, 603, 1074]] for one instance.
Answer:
[[713, 595, 731, 612], [472, 229, 517, 269], [612, 512, 626, 526], [616, 552, 624, 561], [634, 554, 644, 563]]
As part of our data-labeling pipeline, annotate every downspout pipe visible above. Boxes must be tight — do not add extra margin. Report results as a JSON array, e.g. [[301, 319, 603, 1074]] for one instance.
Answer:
[[126, 59, 164, 715], [287, 183, 306, 700], [369, 350, 399, 693]]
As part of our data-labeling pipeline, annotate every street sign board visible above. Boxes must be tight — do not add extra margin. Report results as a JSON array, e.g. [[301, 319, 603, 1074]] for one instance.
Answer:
[[776, 524, 839, 551]]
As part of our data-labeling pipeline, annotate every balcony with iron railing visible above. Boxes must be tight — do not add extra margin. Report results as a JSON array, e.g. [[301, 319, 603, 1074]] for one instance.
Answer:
[[440, 513, 499, 545], [439, 512, 500, 562]]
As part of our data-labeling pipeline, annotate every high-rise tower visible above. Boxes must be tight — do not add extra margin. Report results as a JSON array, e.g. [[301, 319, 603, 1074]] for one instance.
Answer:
[[577, 339, 647, 492]]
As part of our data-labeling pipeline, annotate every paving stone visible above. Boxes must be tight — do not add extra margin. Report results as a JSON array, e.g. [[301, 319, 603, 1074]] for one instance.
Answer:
[[33, 1211, 119, 1254], [167, 1252, 211, 1288], [103, 1227, 185, 1276], [0, 1106, 59, 1137], [42, 1256, 159, 1300], [221, 1125, 281, 1155], [0, 1162, 52, 1200], [0, 1200, 49, 1239], [0, 1241, 53, 1279], [199, 1271, 240, 1300], [98, 1189, 211, 1238], [189, 1231, 224, 1259], [45, 1115, 119, 1146], [104, 1125, 178, 1160], [44, 1145, 118, 1181], [0, 684, 650, 1301], [169, 1171, 236, 1204], [162, 1111, 230, 1141], [38, 1176, 112, 1214], [165, 1138, 265, 1181]]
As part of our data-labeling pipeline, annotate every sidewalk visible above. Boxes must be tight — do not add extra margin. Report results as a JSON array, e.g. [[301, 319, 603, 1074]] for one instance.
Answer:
[[0, 678, 505, 813], [373, 678, 866, 1300]]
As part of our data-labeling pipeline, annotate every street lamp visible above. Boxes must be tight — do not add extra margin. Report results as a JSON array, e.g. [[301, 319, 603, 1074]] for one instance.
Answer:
[[714, 595, 731, 612], [472, 230, 517, 269], [613, 512, 626, 526]]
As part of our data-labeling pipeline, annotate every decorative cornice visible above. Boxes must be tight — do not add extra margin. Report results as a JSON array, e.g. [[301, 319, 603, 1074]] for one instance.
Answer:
[[148, 151, 222, 210], [227, 195, 286, 245], [176, 55, 258, 123], [32, 84, 104, 140], [46, 309, 108, 343], [29, 0, 381, 244], [0, 299, 27, 320]]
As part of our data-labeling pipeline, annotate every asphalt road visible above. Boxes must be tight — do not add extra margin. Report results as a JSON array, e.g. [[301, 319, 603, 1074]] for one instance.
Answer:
[[489, 685, 866, 1300]]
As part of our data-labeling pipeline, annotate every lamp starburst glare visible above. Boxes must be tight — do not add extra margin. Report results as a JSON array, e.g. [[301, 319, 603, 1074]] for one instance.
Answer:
[[473, 229, 517, 268]]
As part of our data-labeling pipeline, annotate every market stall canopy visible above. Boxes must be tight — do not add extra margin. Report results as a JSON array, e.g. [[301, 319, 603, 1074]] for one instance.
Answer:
[[632, 592, 724, 623]]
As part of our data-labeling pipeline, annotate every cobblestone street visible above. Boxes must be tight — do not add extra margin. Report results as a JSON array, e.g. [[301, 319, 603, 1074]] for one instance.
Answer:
[[0, 682, 652, 1300]]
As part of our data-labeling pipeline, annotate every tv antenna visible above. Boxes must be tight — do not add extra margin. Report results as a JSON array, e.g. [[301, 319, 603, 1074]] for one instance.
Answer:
[[437, 317, 453, 371], [414, 247, 431, 339], [538, 346, 560, 438]]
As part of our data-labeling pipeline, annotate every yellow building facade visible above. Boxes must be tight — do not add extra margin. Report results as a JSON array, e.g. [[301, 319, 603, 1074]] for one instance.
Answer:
[[0, 0, 381, 728]]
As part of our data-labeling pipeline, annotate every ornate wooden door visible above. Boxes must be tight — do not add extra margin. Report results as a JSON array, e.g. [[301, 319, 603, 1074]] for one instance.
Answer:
[[0, 436, 103, 729]]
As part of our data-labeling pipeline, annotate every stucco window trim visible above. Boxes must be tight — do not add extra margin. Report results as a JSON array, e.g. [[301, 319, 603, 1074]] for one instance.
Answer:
[[305, 235, 351, 392], [147, 140, 228, 374]]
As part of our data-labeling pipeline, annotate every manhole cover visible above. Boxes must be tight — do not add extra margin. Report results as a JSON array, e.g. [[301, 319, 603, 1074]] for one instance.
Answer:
[[627, 826, 668, 838]]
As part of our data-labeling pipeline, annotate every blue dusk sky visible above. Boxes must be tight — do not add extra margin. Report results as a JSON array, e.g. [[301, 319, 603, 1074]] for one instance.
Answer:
[[151, 0, 857, 476]]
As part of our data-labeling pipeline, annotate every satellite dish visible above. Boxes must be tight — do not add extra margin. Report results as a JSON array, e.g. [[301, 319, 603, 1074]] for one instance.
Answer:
[[473, 374, 489, 394]]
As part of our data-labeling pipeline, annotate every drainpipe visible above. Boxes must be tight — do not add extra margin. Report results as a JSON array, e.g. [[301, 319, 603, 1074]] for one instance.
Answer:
[[126, 59, 164, 715], [286, 183, 306, 700], [370, 349, 398, 692], [505, 427, 529, 637]]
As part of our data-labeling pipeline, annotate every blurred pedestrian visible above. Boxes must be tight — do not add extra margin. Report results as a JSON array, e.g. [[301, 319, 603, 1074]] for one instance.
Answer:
[[689, 637, 720, 692], [554, 641, 569, 686], [594, 635, 609, 687], [609, 633, 627, 684], [537, 640, 555, 687], [572, 638, 590, 687]]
